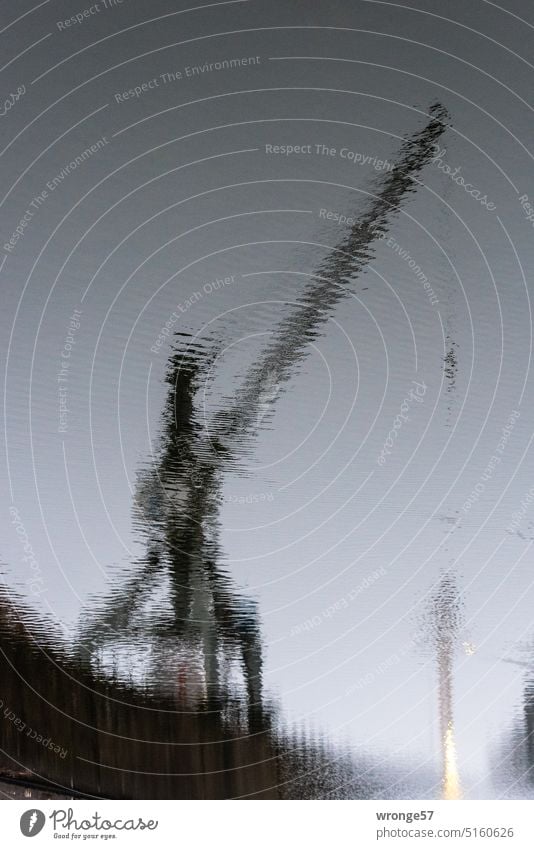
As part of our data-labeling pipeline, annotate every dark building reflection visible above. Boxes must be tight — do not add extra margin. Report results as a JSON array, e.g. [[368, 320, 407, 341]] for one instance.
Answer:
[[492, 646, 534, 796]]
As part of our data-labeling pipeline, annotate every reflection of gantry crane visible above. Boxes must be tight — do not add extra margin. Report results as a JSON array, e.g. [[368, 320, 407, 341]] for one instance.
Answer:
[[79, 354, 266, 724], [76, 104, 450, 729]]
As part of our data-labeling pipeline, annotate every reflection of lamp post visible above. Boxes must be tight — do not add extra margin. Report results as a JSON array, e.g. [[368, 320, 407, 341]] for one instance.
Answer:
[[439, 632, 461, 800], [424, 569, 463, 799]]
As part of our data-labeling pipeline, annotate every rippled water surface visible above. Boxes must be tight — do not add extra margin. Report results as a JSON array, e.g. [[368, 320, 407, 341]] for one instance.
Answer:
[[1, 0, 534, 799]]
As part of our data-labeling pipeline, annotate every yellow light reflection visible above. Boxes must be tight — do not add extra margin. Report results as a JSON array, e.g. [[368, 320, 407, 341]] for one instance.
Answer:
[[442, 721, 462, 800]]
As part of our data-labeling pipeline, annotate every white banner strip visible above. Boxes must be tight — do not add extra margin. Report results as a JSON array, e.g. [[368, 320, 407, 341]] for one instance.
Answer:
[[2, 799, 534, 847]]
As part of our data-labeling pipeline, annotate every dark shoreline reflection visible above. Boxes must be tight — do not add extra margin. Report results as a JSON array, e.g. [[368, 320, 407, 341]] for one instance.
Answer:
[[491, 646, 534, 797], [1, 106, 449, 798]]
